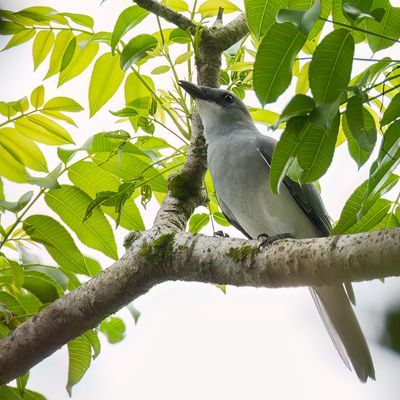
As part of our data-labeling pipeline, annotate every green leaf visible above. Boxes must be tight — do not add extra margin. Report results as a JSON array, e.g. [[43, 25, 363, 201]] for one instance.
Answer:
[[126, 303, 141, 323], [0, 190, 33, 213], [169, 27, 191, 43], [111, 5, 149, 54], [0, 21, 26, 35], [277, 0, 321, 35], [342, 114, 371, 168], [151, 65, 170, 74], [104, 199, 145, 231], [23, 270, 64, 303], [59, 36, 76, 73], [0, 258, 24, 288], [366, 0, 400, 52], [15, 115, 74, 145], [249, 108, 280, 125], [59, 13, 94, 28], [309, 29, 354, 105], [213, 211, 230, 226], [83, 330, 101, 359], [27, 164, 62, 189], [120, 34, 158, 71], [254, 22, 306, 105], [30, 85, 45, 108], [189, 213, 210, 233], [274, 94, 315, 127], [2, 28, 35, 50], [198, 0, 241, 17], [68, 160, 120, 197], [345, 95, 377, 153], [67, 336, 92, 396], [92, 152, 166, 193], [0, 291, 25, 315], [124, 72, 154, 117], [331, 174, 398, 234], [40, 110, 77, 126], [44, 97, 83, 112], [0, 386, 46, 400], [0, 127, 48, 172], [362, 121, 400, 211], [347, 199, 392, 233], [89, 53, 125, 117], [16, 372, 29, 395], [32, 30, 54, 70], [0, 144, 27, 183], [11, 97, 29, 113], [162, 0, 189, 11], [100, 316, 126, 344], [44, 30, 74, 79], [174, 50, 193, 64], [23, 214, 89, 275], [297, 112, 339, 182], [244, 0, 286, 39], [45, 186, 118, 259], [296, 61, 310, 95], [58, 37, 99, 86], [269, 116, 308, 193], [381, 92, 400, 126]]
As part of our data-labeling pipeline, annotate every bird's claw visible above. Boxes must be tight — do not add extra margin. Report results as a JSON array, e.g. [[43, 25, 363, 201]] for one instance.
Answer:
[[214, 230, 229, 238], [257, 232, 295, 249]]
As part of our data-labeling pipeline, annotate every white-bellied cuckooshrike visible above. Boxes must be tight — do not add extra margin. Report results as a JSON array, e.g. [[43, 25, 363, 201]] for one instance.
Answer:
[[179, 80, 375, 382]]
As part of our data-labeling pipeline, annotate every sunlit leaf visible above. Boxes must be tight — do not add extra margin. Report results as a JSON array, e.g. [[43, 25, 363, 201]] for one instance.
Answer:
[[189, 213, 209, 233], [30, 85, 45, 109], [59, 13, 94, 28], [45, 186, 118, 259], [0, 386, 46, 400], [198, 0, 241, 17], [111, 5, 149, 53], [100, 316, 126, 344], [23, 214, 89, 275], [0, 127, 47, 172], [89, 53, 125, 117], [44, 30, 74, 79], [120, 34, 158, 71], [2, 28, 35, 50], [381, 92, 400, 126], [67, 336, 92, 396], [44, 97, 83, 112], [15, 115, 74, 145], [32, 29, 54, 70], [83, 330, 101, 359], [58, 37, 99, 86], [27, 164, 62, 189]]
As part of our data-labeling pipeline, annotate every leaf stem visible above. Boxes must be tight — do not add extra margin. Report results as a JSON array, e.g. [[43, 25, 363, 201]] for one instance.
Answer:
[[0, 188, 46, 250]]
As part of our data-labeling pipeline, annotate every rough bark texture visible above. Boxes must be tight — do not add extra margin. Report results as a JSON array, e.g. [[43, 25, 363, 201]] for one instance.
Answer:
[[1, 228, 400, 384], [0, 0, 398, 387]]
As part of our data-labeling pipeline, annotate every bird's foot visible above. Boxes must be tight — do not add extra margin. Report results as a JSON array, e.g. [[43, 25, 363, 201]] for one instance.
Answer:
[[214, 230, 230, 238], [257, 233, 295, 249]]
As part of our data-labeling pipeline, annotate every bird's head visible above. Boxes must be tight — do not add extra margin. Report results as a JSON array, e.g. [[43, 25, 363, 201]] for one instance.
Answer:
[[179, 81, 255, 138]]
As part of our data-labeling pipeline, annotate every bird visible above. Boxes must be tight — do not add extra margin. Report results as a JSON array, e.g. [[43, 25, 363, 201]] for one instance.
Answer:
[[179, 80, 375, 382]]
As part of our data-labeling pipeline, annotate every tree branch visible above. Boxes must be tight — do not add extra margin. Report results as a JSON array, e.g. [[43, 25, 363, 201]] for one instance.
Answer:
[[1, 228, 399, 385], [133, 0, 196, 34]]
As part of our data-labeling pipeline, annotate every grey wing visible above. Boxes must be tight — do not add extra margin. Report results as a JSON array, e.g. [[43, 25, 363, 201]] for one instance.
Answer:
[[255, 134, 332, 236], [217, 195, 253, 239], [255, 134, 356, 304], [255, 135, 373, 377]]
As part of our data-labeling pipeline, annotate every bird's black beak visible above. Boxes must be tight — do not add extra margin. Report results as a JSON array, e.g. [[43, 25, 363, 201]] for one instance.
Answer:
[[179, 80, 209, 100]]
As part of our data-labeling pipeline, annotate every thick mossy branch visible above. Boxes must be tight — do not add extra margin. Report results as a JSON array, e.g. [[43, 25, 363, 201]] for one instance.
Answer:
[[1, 228, 400, 385], [227, 244, 259, 262]]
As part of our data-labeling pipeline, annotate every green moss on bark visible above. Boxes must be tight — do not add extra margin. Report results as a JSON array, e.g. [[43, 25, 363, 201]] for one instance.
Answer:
[[139, 232, 176, 265], [227, 245, 259, 262]]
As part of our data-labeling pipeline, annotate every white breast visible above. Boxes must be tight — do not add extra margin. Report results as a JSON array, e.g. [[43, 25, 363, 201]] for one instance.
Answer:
[[207, 134, 320, 239]]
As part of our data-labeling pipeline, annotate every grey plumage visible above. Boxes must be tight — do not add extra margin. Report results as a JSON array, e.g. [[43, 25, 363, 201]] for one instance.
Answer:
[[179, 80, 375, 382]]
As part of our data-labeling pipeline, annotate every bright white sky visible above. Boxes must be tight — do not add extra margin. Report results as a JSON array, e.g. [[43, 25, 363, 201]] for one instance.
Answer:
[[1, 1, 400, 399]]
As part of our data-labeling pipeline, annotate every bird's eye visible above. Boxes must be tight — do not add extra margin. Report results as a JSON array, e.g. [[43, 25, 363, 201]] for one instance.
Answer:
[[223, 94, 234, 104]]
